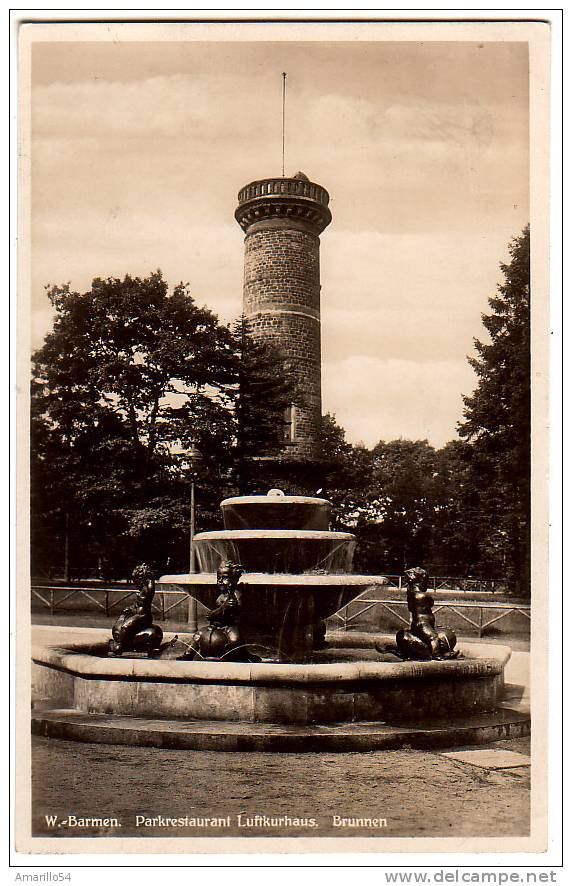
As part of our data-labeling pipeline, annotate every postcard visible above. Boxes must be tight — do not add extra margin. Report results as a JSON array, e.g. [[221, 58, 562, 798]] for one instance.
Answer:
[[14, 16, 554, 862]]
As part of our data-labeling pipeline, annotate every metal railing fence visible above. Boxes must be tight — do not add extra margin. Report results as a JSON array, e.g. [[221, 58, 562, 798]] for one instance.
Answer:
[[380, 575, 505, 593], [332, 594, 530, 639], [31, 585, 190, 620], [31, 575, 528, 640]]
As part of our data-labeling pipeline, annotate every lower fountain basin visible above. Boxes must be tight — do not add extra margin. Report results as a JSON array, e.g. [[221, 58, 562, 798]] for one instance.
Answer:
[[158, 572, 387, 660], [32, 635, 511, 726]]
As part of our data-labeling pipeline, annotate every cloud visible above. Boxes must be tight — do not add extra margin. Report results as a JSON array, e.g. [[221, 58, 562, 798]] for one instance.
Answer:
[[33, 74, 245, 140]]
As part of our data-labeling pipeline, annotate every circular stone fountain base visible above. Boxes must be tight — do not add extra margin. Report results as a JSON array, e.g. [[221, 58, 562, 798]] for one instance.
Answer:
[[31, 633, 529, 751]]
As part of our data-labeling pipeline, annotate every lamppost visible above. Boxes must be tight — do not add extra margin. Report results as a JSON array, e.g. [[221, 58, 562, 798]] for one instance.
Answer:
[[172, 441, 204, 629], [187, 443, 204, 573], [174, 442, 204, 572]]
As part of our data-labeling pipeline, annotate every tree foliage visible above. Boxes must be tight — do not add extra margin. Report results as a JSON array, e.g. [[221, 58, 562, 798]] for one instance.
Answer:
[[31, 272, 312, 578], [32, 272, 237, 577], [33, 271, 236, 469], [318, 230, 531, 596], [320, 413, 373, 520], [233, 316, 296, 476], [458, 226, 530, 593]]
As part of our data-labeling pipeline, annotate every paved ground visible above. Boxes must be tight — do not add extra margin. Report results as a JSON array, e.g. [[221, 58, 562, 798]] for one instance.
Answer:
[[31, 735, 531, 839], [30, 621, 531, 841]]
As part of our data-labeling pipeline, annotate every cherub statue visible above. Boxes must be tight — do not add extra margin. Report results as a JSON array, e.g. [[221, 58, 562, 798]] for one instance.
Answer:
[[394, 566, 458, 661], [189, 561, 259, 662], [108, 564, 163, 657]]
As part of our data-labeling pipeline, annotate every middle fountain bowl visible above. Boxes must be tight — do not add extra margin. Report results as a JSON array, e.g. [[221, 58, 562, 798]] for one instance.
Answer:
[[158, 489, 388, 661]]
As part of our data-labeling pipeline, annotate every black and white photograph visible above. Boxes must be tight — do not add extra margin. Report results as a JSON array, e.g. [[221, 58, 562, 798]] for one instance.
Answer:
[[14, 17, 554, 859]]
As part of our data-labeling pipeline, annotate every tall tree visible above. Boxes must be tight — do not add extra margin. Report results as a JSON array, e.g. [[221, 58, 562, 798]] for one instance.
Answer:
[[31, 271, 237, 577], [429, 440, 490, 577], [458, 226, 530, 594], [33, 272, 236, 472], [232, 316, 296, 488]]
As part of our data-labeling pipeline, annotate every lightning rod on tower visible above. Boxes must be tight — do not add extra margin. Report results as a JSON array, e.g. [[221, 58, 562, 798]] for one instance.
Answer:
[[282, 72, 287, 177]]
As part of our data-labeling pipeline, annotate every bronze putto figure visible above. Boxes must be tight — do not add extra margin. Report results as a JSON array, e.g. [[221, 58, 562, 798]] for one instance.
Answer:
[[394, 566, 459, 661], [184, 560, 260, 662], [108, 564, 163, 657]]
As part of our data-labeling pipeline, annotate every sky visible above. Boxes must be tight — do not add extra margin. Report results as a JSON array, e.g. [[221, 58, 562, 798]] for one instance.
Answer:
[[30, 36, 529, 448]]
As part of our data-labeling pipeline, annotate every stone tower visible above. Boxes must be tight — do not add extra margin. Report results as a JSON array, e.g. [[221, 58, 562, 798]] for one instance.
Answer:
[[234, 172, 332, 462]]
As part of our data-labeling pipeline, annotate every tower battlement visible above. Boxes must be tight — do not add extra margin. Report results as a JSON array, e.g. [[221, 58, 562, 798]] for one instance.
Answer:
[[235, 176, 331, 236]]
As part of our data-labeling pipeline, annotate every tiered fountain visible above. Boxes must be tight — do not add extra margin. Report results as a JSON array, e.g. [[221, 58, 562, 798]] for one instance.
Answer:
[[31, 490, 528, 751], [159, 488, 385, 661]]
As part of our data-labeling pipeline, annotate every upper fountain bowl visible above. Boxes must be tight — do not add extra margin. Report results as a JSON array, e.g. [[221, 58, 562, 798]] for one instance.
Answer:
[[221, 489, 331, 531]]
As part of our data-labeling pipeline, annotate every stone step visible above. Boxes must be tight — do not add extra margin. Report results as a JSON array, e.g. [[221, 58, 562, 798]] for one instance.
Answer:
[[32, 707, 530, 753]]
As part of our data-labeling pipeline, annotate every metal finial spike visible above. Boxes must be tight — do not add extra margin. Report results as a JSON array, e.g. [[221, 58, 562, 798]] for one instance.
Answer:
[[282, 73, 287, 177]]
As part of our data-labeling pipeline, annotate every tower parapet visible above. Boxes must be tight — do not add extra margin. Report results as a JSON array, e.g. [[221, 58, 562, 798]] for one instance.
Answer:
[[235, 173, 332, 462], [235, 176, 331, 236]]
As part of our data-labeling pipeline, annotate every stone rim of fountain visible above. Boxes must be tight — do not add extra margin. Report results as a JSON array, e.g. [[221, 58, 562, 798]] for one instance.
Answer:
[[32, 634, 513, 725], [32, 638, 511, 683], [191, 529, 356, 540]]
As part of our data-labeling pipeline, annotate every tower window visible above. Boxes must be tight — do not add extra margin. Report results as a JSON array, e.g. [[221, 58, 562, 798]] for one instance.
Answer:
[[283, 404, 297, 443]]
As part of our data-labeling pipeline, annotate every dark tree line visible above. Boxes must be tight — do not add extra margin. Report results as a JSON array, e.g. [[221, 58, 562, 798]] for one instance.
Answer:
[[320, 419, 512, 581], [31, 227, 530, 594]]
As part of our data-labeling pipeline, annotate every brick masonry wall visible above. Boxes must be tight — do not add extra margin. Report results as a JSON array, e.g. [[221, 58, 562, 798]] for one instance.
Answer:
[[244, 229, 320, 312], [243, 227, 323, 461]]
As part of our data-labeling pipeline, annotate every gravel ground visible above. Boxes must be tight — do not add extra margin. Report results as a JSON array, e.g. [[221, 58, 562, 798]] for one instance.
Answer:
[[32, 735, 530, 840]]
